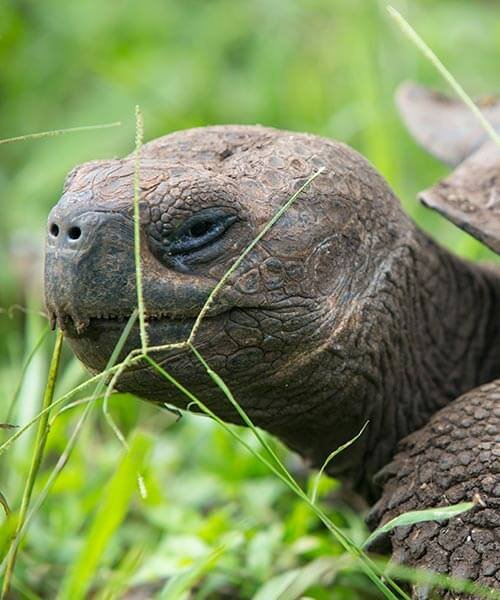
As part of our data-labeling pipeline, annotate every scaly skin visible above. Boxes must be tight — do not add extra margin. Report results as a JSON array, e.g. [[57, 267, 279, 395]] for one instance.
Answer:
[[44, 125, 500, 593], [368, 381, 500, 598]]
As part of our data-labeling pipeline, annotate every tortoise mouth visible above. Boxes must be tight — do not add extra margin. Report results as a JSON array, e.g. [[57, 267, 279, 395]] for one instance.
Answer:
[[87, 312, 198, 336], [48, 310, 191, 336], [47, 304, 231, 338], [90, 312, 187, 326], [59, 308, 231, 374], [85, 314, 198, 349]]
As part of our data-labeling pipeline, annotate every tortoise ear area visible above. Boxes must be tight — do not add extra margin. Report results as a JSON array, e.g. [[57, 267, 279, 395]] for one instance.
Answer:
[[419, 140, 500, 254], [396, 81, 500, 166]]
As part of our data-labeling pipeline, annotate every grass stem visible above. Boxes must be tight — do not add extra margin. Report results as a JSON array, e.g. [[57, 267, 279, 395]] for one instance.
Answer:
[[133, 106, 148, 352], [1, 330, 64, 598], [0, 122, 122, 146], [387, 6, 500, 147]]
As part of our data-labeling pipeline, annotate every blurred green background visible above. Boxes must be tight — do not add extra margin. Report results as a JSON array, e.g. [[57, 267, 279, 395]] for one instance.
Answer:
[[0, 0, 499, 598]]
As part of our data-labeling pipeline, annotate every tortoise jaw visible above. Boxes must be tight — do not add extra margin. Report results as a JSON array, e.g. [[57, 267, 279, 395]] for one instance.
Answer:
[[59, 308, 224, 373], [49, 308, 189, 337], [47, 303, 232, 340]]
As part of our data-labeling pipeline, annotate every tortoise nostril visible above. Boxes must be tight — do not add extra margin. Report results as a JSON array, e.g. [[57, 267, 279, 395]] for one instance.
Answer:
[[68, 226, 82, 241], [50, 223, 60, 237]]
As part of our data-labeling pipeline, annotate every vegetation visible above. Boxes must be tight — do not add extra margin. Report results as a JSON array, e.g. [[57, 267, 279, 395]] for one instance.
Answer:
[[1, 1, 499, 598]]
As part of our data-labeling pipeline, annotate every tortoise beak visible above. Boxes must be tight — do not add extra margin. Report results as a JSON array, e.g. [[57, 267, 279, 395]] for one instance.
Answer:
[[44, 206, 136, 334]]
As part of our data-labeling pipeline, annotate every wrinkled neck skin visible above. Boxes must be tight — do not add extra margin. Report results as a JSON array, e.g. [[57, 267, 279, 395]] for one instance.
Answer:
[[265, 227, 500, 499]]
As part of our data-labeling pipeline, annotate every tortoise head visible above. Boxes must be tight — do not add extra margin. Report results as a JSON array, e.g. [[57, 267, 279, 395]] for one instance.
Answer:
[[44, 125, 409, 428], [397, 81, 500, 254]]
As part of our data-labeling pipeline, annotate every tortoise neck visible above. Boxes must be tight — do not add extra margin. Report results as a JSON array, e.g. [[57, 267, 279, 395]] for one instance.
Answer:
[[271, 227, 500, 498], [364, 230, 500, 492], [409, 232, 500, 402]]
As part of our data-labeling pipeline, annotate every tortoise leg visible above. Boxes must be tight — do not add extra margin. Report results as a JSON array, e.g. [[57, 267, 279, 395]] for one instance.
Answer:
[[367, 381, 500, 599]]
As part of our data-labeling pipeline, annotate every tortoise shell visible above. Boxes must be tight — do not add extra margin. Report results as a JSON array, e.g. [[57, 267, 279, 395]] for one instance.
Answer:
[[397, 81, 500, 254]]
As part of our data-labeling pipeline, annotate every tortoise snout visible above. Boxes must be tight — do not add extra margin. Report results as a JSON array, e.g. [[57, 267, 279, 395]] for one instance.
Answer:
[[44, 207, 136, 333], [46, 209, 103, 252]]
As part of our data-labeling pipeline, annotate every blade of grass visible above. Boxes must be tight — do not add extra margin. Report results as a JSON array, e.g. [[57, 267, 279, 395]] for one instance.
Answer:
[[0, 122, 122, 145], [53, 355, 87, 398], [102, 360, 134, 448], [1, 330, 64, 599], [50, 395, 97, 419], [51, 392, 137, 421], [387, 6, 500, 148], [58, 430, 153, 600], [310, 421, 369, 505], [133, 106, 148, 352], [363, 501, 475, 549]]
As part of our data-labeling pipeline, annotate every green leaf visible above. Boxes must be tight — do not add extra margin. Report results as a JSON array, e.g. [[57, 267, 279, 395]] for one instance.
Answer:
[[363, 502, 475, 549], [58, 430, 153, 600]]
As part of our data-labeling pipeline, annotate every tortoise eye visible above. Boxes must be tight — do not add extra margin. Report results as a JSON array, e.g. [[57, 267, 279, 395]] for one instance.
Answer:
[[188, 220, 217, 239], [167, 211, 238, 256]]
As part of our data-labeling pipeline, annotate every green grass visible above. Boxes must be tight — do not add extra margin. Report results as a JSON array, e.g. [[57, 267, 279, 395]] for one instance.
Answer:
[[1, 1, 500, 598]]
